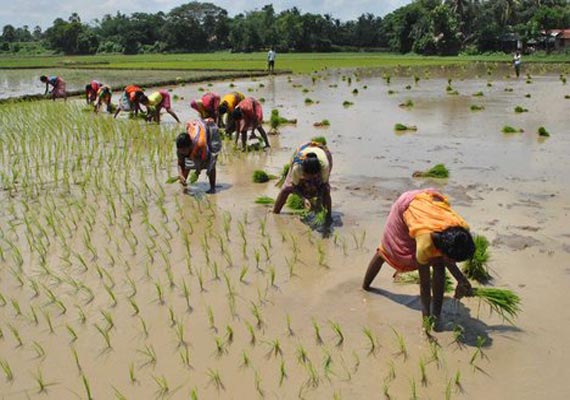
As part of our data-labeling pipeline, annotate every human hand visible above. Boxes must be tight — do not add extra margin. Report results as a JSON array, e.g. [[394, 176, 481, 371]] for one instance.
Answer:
[[179, 175, 187, 186], [454, 281, 473, 299]]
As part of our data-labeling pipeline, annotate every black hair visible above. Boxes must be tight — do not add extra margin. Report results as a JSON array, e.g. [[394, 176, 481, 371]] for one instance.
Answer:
[[40, 75, 48, 82], [432, 227, 475, 262], [85, 84, 92, 91], [302, 153, 321, 175], [231, 108, 243, 120], [138, 94, 149, 104], [176, 132, 192, 149], [219, 103, 228, 114]]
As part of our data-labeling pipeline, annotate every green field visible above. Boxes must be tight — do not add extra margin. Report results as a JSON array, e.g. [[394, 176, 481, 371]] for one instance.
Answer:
[[2, 52, 570, 74]]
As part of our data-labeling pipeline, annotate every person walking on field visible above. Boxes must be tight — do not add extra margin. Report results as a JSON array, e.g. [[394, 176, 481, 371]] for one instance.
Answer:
[[362, 189, 475, 329], [94, 85, 113, 113], [176, 119, 222, 194], [85, 80, 102, 105], [114, 85, 145, 118], [231, 97, 270, 149], [218, 91, 245, 133], [191, 92, 220, 120], [513, 51, 522, 78], [267, 48, 276, 73], [140, 90, 180, 124], [273, 140, 332, 221], [40, 75, 67, 101]]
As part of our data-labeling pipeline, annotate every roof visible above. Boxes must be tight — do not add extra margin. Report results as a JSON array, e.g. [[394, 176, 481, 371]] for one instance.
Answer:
[[541, 29, 570, 39]]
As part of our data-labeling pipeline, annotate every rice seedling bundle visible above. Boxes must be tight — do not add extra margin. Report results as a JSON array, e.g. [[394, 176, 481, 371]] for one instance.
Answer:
[[394, 123, 417, 131], [538, 126, 550, 137], [514, 106, 528, 113], [342, 100, 354, 107], [305, 98, 314, 104], [255, 196, 275, 205], [311, 136, 327, 146], [502, 125, 523, 134], [470, 104, 484, 111], [462, 234, 491, 282], [472, 287, 521, 323], [275, 163, 290, 188], [252, 170, 270, 183], [413, 163, 449, 178], [286, 194, 305, 210], [313, 120, 330, 127]]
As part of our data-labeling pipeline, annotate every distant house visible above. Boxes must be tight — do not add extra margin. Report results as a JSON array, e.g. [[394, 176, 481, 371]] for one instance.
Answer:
[[540, 29, 570, 50], [499, 33, 521, 52]]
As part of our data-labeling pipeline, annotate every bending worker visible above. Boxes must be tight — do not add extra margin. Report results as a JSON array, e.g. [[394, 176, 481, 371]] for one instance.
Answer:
[[114, 85, 145, 118], [40, 75, 66, 101], [140, 90, 180, 124], [85, 80, 102, 105], [273, 140, 332, 221], [191, 92, 220, 120], [231, 97, 270, 149], [218, 91, 245, 133], [176, 119, 222, 194], [362, 189, 475, 328]]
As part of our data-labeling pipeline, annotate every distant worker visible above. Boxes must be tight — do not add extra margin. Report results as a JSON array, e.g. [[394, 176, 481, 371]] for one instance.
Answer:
[[176, 119, 222, 194], [362, 189, 475, 328], [94, 85, 113, 113], [140, 89, 180, 124], [273, 140, 332, 221], [231, 97, 270, 149], [114, 85, 145, 118], [85, 80, 102, 105], [218, 91, 245, 134], [191, 92, 220, 120], [40, 75, 67, 101], [513, 51, 522, 78], [267, 48, 276, 73]]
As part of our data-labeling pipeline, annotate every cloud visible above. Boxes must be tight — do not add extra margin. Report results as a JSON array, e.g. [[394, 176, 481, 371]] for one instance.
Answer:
[[0, 0, 410, 29]]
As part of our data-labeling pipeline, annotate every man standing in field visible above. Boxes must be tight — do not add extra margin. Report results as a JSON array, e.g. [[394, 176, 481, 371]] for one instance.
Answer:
[[267, 48, 276, 73]]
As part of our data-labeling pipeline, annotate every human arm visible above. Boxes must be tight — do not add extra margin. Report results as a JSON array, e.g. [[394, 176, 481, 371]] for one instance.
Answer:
[[273, 184, 295, 214], [446, 262, 473, 299], [177, 157, 189, 186], [44, 82, 49, 95]]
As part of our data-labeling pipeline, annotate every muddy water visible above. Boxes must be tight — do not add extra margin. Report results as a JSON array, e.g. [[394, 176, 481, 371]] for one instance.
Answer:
[[1, 66, 570, 399]]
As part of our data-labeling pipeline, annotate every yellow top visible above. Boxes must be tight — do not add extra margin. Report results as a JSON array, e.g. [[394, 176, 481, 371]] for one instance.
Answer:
[[290, 146, 330, 185], [147, 91, 163, 107], [221, 92, 245, 112]]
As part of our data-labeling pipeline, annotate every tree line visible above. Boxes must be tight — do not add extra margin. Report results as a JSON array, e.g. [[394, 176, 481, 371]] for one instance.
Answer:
[[2, 1, 570, 56]]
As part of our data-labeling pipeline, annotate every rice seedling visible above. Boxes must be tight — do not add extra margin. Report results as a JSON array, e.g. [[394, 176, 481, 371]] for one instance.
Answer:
[[95, 323, 112, 350], [0, 358, 14, 382], [179, 345, 191, 368], [10, 298, 22, 316], [342, 100, 354, 107], [240, 351, 251, 369], [66, 324, 78, 342], [462, 234, 491, 282], [153, 375, 170, 397], [286, 193, 305, 210], [383, 382, 391, 399], [394, 123, 417, 131], [312, 319, 323, 345], [419, 358, 428, 386], [138, 344, 157, 367], [33, 341, 46, 359], [472, 287, 521, 323], [82, 373, 94, 400], [305, 361, 320, 388], [305, 98, 314, 105], [502, 125, 523, 134], [101, 310, 114, 330], [470, 104, 484, 111], [472, 91, 484, 97], [207, 306, 216, 331], [311, 136, 327, 146], [399, 99, 414, 108], [267, 338, 283, 358], [363, 327, 377, 355], [286, 314, 295, 336], [206, 368, 225, 391], [239, 265, 249, 283], [33, 368, 52, 393], [514, 105, 528, 113], [139, 316, 149, 338], [7, 324, 23, 347], [250, 302, 264, 328], [386, 360, 396, 382], [269, 265, 277, 287], [43, 310, 54, 334], [391, 327, 407, 360], [410, 378, 418, 400], [214, 336, 227, 356], [323, 350, 334, 378], [413, 163, 449, 178], [330, 321, 344, 346], [538, 126, 550, 137], [252, 170, 271, 183], [313, 119, 330, 127]]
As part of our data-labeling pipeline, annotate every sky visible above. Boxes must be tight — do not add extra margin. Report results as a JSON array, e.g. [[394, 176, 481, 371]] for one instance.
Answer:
[[0, 0, 410, 29]]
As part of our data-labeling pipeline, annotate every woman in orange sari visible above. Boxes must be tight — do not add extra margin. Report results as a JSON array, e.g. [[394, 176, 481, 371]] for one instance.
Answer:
[[362, 189, 475, 327]]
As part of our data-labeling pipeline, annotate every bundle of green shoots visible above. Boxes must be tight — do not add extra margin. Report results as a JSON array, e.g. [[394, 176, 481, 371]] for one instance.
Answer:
[[253, 170, 276, 183], [462, 235, 491, 282], [412, 163, 449, 178], [472, 287, 521, 323]]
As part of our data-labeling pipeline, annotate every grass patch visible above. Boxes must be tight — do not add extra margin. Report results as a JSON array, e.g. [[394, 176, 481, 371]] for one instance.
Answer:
[[413, 163, 449, 178]]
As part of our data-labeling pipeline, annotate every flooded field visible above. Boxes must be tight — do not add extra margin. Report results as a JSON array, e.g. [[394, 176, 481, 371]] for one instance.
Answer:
[[1, 64, 570, 399], [0, 69, 254, 99]]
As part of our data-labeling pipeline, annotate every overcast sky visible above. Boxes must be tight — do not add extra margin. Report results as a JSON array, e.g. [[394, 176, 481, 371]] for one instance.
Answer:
[[0, 0, 410, 29]]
